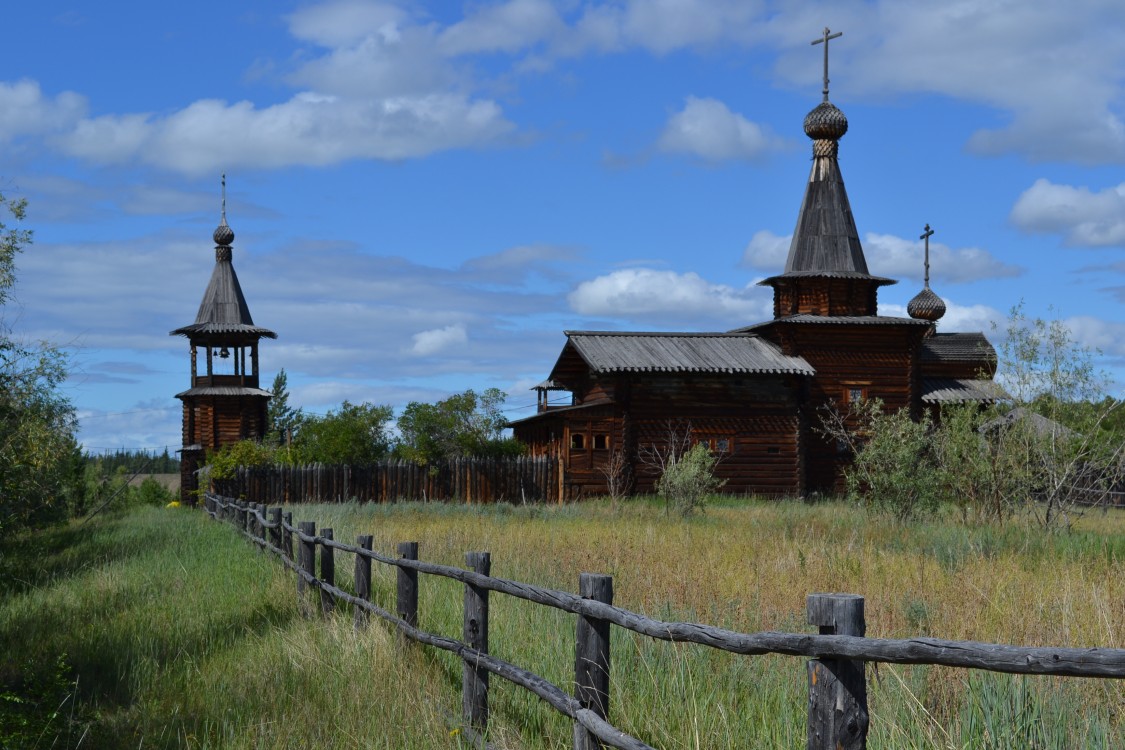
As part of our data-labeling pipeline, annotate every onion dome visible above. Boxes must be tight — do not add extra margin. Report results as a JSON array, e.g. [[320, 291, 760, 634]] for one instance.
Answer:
[[804, 101, 848, 141], [213, 218, 234, 247], [907, 286, 946, 321]]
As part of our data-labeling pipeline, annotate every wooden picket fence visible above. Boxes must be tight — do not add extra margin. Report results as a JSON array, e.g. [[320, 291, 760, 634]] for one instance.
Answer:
[[214, 456, 563, 505], [204, 493, 1125, 749]]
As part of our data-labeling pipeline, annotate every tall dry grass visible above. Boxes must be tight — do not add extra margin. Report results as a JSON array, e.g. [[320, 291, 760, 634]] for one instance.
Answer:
[[2, 498, 1122, 747]]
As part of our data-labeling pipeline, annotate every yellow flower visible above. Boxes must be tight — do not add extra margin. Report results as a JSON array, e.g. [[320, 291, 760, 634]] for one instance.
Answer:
[[166, 501, 182, 508]]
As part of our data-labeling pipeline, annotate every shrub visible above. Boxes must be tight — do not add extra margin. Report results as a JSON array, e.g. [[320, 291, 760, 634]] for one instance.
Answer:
[[656, 442, 725, 517]]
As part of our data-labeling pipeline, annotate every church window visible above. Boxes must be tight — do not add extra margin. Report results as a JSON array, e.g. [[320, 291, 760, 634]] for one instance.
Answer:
[[570, 433, 586, 450], [593, 434, 609, 450], [846, 387, 866, 403]]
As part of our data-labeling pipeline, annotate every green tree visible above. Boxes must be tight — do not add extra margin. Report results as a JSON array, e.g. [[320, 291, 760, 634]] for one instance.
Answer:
[[0, 192, 81, 532], [820, 399, 944, 521], [266, 368, 303, 446], [292, 401, 395, 465], [396, 388, 523, 464]]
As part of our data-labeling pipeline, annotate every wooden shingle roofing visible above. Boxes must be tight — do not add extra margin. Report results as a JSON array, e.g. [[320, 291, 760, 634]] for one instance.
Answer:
[[560, 331, 815, 375], [920, 332, 996, 362], [170, 249, 276, 339], [921, 377, 1007, 404]]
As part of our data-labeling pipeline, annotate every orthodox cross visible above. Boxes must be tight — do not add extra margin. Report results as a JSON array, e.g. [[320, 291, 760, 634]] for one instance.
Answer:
[[221, 173, 228, 224], [920, 223, 935, 289], [811, 27, 843, 102]]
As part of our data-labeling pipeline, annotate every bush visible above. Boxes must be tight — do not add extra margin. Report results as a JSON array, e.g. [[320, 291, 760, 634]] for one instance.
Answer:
[[656, 442, 725, 517]]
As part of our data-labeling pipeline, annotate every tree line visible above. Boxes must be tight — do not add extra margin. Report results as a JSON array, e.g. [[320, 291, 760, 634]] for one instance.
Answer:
[[208, 374, 524, 480]]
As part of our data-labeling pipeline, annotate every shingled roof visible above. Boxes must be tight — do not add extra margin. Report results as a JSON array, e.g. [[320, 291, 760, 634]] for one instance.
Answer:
[[733, 315, 931, 334], [170, 218, 276, 340], [921, 377, 1007, 404], [760, 101, 893, 289], [920, 333, 995, 363], [557, 331, 815, 376]]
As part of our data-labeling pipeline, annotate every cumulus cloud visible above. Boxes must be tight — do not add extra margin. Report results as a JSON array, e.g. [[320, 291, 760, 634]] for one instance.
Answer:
[[0, 79, 86, 142], [1010, 178, 1125, 247], [56, 93, 513, 176], [410, 323, 469, 356], [741, 230, 1022, 283], [658, 97, 785, 162], [568, 268, 770, 327], [768, 2, 1125, 163], [880, 299, 1004, 333]]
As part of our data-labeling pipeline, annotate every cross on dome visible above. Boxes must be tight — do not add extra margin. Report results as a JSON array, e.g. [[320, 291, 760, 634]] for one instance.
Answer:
[[811, 27, 843, 102]]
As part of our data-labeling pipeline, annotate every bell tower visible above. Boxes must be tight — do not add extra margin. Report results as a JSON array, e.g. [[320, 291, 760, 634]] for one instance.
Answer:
[[171, 177, 276, 503]]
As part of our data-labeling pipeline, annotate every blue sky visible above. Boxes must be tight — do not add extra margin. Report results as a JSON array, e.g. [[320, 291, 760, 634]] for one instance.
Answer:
[[2, 0, 1124, 454]]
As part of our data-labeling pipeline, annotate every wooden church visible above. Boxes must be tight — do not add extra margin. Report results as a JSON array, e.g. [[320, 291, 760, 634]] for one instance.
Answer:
[[511, 37, 1000, 498], [171, 181, 275, 503]]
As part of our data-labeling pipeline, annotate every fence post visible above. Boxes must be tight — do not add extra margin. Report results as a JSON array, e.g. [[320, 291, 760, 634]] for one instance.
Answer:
[[282, 512, 293, 560], [462, 551, 491, 730], [573, 573, 613, 750], [269, 507, 282, 552], [397, 542, 419, 628], [298, 521, 316, 616], [354, 535, 373, 630], [807, 593, 868, 750], [320, 528, 336, 615]]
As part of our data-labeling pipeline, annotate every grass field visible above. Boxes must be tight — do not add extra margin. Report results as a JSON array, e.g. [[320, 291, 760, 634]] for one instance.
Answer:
[[2, 497, 1122, 748]]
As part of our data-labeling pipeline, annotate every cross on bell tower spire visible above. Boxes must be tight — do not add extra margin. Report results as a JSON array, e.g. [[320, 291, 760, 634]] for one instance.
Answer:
[[811, 27, 843, 102], [920, 223, 935, 289]]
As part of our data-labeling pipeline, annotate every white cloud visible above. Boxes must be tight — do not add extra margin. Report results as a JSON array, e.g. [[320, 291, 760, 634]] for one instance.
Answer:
[[880, 299, 1004, 333], [741, 230, 790, 269], [410, 324, 469, 356], [767, 2, 1125, 163], [658, 97, 784, 162], [56, 93, 512, 175], [1010, 178, 1125, 247], [568, 268, 770, 326], [862, 233, 1023, 283], [0, 79, 86, 142], [1062, 316, 1125, 358], [439, 0, 562, 56], [741, 229, 1022, 283]]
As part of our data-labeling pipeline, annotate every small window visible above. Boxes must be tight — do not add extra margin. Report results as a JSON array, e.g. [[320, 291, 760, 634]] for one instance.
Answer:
[[570, 433, 586, 450], [593, 434, 609, 450], [715, 438, 730, 453], [846, 387, 866, 403], [767, 446, 780, 455]]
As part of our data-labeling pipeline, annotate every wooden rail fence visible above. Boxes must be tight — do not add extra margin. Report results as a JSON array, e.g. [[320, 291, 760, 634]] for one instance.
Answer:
[[204, 493, 1125, 749], [214, 456, 563, 505]]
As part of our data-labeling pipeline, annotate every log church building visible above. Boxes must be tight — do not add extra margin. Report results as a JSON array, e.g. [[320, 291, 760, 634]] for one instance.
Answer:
[[511, 34, 1001, 497]]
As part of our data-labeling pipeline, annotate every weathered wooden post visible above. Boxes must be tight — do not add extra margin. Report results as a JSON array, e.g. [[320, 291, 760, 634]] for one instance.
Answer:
[[574, 573, 613, 750], [282, 512, 294, 560], [320, 528, 335, 614], [397, 541, 419, 628], [298, 521, 316, 615], [463, 551, 491, 730], [807, 593, 868, 750], [269, 507, 282, 552], [354, 535, 373, 630]]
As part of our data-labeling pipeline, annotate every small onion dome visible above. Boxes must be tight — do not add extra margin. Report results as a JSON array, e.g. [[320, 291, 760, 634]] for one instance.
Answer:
[[213, 219, 234, 247], [907, 286, 947, 321], [804, 101, 848, 141]]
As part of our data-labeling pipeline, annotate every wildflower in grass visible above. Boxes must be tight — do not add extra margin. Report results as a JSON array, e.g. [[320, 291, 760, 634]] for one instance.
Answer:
[[166, 500, 181, 508]]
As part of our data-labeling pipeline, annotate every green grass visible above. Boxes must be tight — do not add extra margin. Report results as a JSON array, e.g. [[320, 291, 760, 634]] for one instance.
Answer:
[[2, 499, 1122, 748]]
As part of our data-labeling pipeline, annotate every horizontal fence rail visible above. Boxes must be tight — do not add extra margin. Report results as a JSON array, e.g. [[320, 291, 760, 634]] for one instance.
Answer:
[[214, 456, 563, 505], [204, 493, 1125, 749]]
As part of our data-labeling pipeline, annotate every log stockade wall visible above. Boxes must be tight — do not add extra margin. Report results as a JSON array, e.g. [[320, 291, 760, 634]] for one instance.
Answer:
[[205, 493, 1125, 749], [215, 456, 563, 505]]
